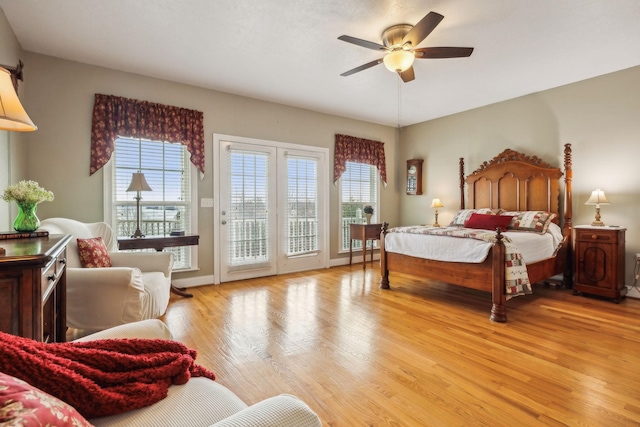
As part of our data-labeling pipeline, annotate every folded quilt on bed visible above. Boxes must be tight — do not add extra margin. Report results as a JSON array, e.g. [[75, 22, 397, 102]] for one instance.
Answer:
[[388, 226, 532, 298], [0, 331, 216, 419]]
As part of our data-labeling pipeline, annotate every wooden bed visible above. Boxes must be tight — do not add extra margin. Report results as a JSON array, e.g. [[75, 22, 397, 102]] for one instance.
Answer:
[[379, 144, 573, 322]]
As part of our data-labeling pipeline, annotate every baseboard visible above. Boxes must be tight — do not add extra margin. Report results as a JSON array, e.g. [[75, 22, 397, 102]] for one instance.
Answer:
[[172, 275, 215, 289], [626, 285, 640, 299], [330, 253, 380, 267], [171, 255, 380, 288]]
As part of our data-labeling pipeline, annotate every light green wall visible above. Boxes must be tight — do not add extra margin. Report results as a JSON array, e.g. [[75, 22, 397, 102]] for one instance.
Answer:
[[18, 52, 400, 280], [400, 65, 640, 286]]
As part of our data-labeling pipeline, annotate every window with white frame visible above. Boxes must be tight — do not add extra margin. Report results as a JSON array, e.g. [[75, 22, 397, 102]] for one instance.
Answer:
[[109, 136, 197, 270], [339, 161, 379, 252]]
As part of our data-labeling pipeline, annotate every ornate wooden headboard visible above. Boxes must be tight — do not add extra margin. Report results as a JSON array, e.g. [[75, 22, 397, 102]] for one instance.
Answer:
[[459, 144, 573, 228]]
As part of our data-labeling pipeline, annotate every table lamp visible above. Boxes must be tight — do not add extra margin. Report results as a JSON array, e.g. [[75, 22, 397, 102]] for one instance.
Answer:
[[126, 172, 153, 238], [585, 189, 610, 226], [430, 198, 444, 227]]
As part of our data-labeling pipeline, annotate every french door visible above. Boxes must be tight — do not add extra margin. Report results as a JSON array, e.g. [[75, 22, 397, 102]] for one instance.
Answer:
[[215, 135, 328, 283]]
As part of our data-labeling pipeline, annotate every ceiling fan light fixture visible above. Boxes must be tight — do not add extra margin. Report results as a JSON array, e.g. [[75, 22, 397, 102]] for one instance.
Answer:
[[383, 50, 415, 73]]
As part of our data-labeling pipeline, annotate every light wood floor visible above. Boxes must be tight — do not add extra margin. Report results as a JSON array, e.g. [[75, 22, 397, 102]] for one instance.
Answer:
[[163, 265, 640, 426]]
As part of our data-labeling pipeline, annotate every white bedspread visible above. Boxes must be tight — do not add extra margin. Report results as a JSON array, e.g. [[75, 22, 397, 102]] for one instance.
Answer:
[[384, 223, 563, 264]]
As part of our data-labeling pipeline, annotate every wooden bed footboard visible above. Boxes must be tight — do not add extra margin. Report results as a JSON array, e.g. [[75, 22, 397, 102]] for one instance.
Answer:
[[379, 223, 508, 322]]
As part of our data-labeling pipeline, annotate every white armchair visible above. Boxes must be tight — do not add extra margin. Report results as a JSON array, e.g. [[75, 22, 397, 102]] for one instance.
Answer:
[[38, 218, 173, 333]]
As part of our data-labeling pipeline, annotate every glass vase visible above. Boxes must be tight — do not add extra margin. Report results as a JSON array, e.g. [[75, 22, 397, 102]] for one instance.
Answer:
[[13, 202, 40, 232]]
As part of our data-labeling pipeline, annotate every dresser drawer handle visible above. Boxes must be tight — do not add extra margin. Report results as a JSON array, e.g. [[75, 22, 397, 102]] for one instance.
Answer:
[[48, 273, 57, 282], [591, 234, 598, 240]]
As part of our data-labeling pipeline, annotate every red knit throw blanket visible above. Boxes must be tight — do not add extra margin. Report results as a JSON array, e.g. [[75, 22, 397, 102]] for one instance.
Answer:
[[0, 331, 216, 419]]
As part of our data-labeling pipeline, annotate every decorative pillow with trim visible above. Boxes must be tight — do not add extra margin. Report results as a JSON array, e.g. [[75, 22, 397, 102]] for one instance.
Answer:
[[464, 213, 514, 231], [501, 211, 557, 234], [449, 208, 502, 227], [0, 372, 93, 427], [77, 237, 112, 268]]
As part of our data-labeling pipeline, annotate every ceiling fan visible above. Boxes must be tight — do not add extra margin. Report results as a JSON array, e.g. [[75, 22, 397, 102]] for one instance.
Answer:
[[338, 11, 474, 83]]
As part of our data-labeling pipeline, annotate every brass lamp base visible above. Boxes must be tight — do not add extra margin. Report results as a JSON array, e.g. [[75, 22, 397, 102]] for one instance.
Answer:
[[591, 207, 605, 226], [433, 210, 441, 227]]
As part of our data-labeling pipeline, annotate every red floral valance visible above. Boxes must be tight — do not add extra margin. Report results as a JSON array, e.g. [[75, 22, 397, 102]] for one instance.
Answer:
[[334, 134, 387, 186], [90, 94, 205, 175]]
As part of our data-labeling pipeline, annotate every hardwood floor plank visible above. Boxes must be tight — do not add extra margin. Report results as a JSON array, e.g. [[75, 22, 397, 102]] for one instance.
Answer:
[[162, 266, 640, 426]]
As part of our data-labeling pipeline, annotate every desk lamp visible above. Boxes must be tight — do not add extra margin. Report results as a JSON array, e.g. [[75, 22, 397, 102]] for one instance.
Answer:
[[585, 189, 610, 226], [430, 198, 444, 227], [126, 172, 153, 238]]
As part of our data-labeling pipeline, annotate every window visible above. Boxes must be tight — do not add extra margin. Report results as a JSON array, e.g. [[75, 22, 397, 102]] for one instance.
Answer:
[[339, 161, 379, 252], [107, 136, 197, 270]]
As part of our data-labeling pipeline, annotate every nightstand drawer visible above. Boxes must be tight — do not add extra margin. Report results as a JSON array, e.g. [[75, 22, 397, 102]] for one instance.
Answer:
[[575, 230, 620, 243]]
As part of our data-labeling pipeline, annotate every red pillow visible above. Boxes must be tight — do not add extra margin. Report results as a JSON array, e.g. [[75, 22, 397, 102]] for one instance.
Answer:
[[77, 237, 112, 268], [0, 372, 93, 426], [464, 213, 514, 231]]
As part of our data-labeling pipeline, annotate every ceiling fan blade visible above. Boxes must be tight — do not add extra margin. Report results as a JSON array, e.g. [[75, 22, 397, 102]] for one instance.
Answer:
[[402, 12, 444, 48], [338, 35, 387, 51], [340, 58, 384, 77], [400, 66, 415, 83], [414, 47, 474, 58]]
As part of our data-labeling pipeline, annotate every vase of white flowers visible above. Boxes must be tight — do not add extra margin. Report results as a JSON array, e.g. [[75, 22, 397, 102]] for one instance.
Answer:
[[2, 180, 54, 232], [363, 205, 374, 224]]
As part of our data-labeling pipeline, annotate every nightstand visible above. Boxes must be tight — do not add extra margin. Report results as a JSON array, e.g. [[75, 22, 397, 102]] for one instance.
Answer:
[[573, 225, 626, 302]]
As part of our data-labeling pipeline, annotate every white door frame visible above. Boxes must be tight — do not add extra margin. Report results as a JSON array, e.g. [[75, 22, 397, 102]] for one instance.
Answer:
[[213, 133, 330, 284]]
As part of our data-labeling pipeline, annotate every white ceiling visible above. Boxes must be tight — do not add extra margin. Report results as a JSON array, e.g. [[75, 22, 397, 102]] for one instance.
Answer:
[[1, 0, 640, 127]]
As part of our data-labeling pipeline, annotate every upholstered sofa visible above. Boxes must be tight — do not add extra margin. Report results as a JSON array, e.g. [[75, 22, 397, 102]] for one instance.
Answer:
[[0, 320, 322, 426]]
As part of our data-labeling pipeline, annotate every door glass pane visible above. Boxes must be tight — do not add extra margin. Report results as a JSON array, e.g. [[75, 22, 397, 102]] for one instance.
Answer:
[[286, 156, 318, 256], [228, 150, 270, 266]]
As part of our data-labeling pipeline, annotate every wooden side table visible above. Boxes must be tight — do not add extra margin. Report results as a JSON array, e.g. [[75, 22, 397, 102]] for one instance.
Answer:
[[117, 235, 199, 298], [349, 223, 382, 269], [0, 234, 71, 342], [573, 225, 626, 302]]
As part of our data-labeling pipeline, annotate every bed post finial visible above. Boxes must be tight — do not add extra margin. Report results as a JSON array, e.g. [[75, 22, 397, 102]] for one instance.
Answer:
[[563, 144, 572, 230], [459, 157, 465, 209], [563, 143, 573, 288]]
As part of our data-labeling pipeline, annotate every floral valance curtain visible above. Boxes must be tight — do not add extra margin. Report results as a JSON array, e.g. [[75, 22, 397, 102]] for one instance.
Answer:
[[90, 94, 205, 175], [333, 133, 387, 186]]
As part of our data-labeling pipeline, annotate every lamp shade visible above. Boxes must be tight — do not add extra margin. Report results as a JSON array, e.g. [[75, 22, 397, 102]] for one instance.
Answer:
[[430, 198, 444, 209], [383, 50, 415, 73], [126, 172, 153, 192], [585, 189, 610, 206], [0, 67, 37, 132]]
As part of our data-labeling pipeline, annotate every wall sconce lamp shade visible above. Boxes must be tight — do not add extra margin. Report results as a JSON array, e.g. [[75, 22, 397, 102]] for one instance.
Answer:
[[383, 50, 415, 73], [430, 198, 444, 227], [126, 173, 153, 238], [585, 189, 610, 226], [0, 67, 37, 132]]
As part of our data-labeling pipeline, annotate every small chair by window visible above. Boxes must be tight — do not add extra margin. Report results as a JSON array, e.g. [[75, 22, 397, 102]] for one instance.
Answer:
[[39, 218, 173, 335]]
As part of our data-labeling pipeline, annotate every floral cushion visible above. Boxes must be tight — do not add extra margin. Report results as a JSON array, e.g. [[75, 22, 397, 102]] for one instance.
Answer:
[[449, 208, 501, 226], [464, 213, 514, 231], [0, 372, 93, 426], [77, 237, 112, 268], [501, 211, 557, 234]]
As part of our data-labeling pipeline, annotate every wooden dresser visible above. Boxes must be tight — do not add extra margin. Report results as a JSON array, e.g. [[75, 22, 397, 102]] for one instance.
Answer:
[[573, 225, 626, 302], [0, 234, 71, 342]]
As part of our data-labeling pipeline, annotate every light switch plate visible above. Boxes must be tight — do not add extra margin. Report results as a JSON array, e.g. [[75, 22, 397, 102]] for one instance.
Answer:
[[200, 198, 214, 208]]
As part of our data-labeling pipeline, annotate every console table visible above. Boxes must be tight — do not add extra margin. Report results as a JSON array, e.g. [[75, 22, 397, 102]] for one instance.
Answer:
[[349, 223, 382, 270], [0, 234, 71, 342], [117, 235, 199, 298]]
